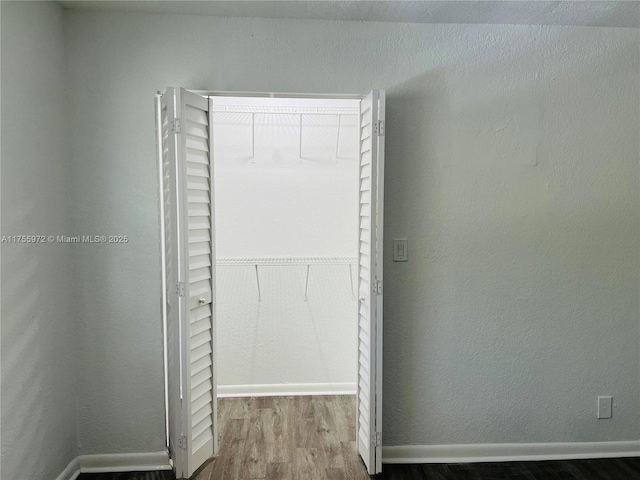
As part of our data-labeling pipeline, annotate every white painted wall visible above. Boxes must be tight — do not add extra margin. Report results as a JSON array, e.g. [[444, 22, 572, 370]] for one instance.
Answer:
[[63, 10, 639, 455], [212, 97, 359, 389], [1, 2, 78, 479]]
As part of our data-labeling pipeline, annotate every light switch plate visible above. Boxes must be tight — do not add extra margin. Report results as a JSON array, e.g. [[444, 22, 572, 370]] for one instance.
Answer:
[[393, 238, 408, 262]]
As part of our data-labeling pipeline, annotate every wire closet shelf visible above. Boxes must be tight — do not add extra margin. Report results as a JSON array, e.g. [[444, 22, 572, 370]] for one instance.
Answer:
[[211, 102, 360, 161], [217, 256, 356, 266], [216, 256, 357, 301]]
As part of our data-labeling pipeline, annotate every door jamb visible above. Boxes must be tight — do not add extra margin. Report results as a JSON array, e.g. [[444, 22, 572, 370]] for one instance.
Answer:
[[160, 88, 380, 470]]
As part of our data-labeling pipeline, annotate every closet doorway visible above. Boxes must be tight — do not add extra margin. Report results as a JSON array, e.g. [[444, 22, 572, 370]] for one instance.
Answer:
[[156, 88, 385, 479]]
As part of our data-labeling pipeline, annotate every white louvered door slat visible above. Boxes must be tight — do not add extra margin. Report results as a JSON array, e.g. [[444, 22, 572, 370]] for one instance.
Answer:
[[161, 87, 217, 479], [357, 90, 385, 475]]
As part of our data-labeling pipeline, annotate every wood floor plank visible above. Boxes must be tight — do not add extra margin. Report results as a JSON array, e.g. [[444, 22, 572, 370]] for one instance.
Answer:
[[266, 397, 292, 463], [293, 447, 327, 480], [265, 461, 293, 480], [312, 397, 345, 470], [238, 407, 268, 479], [209, 418, 248, 480], [255, 396, 274, 409], [225, 397, 253, 421], [340, 459, 371, 480], [381, 464, 426, 480], [325, 468, 346, 480], [419, 463, 455, 480], [191, 460, 214, 480], [331, 395, 355, 443], [295, 395, 317, 449], [611, 457, 640, 478]]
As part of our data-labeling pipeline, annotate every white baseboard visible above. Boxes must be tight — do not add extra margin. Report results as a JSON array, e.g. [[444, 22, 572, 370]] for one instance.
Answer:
[[79, 451, 172, 472], [382, 440, 640, 464], [56, 451, 171, 478], [55, 440, 640, 476], [218, 382, 356, 398], [55, 457, 81, 480]]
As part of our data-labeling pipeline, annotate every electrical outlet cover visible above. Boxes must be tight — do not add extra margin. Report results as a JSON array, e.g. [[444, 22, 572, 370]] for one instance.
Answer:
[[597, 396, 612, 419]]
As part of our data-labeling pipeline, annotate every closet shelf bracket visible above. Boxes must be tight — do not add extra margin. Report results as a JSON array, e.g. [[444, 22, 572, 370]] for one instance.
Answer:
[[250, 112, 255, 163], [349, 263, 355, 298], [255, 264, 262, 301], [299, 114, 303, 163], [335, 114, 341, 162], [304, 264, 311, 301]]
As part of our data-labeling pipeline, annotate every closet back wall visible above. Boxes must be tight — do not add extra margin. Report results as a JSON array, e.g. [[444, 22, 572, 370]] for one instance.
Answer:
[[213, 98, 360, 258], [213, 97, 359, 391], [64, 10, 639, 457]]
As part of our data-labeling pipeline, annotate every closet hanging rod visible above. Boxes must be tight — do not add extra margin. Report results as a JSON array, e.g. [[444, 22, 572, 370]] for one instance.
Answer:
[[217, 256, 357, 266]]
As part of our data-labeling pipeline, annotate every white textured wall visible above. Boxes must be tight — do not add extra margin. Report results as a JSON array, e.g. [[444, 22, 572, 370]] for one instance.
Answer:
[[213, 98, 359, 387], [1, 2, 77, 479], [63, 10, 640, 454]]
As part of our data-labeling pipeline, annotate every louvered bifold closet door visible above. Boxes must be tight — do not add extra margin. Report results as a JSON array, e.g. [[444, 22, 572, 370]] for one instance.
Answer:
[[162, 87, 217, 479], [357, 90, 385, 475]]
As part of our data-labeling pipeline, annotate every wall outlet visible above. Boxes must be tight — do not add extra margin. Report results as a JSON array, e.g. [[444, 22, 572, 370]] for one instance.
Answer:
[[597, 396, 612, 419], [393, 238, 408, 262]]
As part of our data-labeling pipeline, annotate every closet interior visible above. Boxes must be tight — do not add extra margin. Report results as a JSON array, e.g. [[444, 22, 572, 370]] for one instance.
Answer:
[[212, 96, 361, 397]]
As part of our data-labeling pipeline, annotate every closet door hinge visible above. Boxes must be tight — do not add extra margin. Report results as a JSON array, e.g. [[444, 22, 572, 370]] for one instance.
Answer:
[[371, 432, 382, 447], [176, 281, 185, 297], [171, 117, 181, 134], [374, 120, 384, 137], [373, 280, 382, 295], [177, 435, 188, 450]]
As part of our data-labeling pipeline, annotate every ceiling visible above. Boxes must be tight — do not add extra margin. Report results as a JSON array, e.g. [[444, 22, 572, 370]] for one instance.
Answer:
[[57, 1, 640, 28]]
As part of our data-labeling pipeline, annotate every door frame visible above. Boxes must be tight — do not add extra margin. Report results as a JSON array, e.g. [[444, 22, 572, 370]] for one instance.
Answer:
[[158, 88, 385, 475]]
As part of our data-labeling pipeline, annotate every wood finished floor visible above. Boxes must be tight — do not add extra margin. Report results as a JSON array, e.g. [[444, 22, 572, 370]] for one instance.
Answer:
[[78, 395, 640, 480], [197, 395, 369, 480]]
